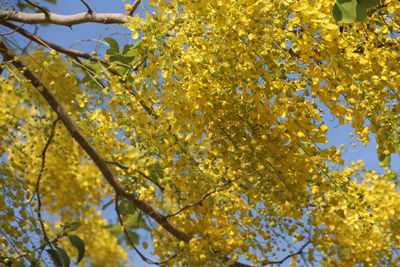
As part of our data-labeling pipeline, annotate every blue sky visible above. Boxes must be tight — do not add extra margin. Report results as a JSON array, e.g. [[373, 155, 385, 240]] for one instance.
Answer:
[[2, 0, 400, 266], [3, 1, 155, 266]]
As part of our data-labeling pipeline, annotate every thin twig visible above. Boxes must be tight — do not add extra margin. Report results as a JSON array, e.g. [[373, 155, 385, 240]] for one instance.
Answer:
[[115, 196, 176, 266], [35, 117, 60, 249], [79, 0, 93, 14], [166, 177, 239, 218], [0, 23, 25, 36], [0, 40, 192, 243], [263, 239, 312, 265], [72, 57, 107, 89], [24, 0, 50, 17], [136, 169, 164, 191], [127, 0, 142, 16], [0, 60, 13, 75], [0, 40, 251, 267], [106, 160, 165, 191], [1, 21, 108, 65], [106, 160, 129, 170], [21, 24, 38, 54]]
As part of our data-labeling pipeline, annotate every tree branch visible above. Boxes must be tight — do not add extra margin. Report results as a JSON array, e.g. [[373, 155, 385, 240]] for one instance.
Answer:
[[79, 0, 94, 14], [1, 21, 108, 64], [263, 239, 312, 265], [0, 40, 191, 243], [127, 0, 142, 16], [106, 160, 165, 191], [24, 0, 50, 18], [35, 117, 60, 249], [115, 196, 176, 266], [166, 177, 239, 218], [0, 10, 129, 27], [0, 23, 25, 36], [0, 40, 251, 267]]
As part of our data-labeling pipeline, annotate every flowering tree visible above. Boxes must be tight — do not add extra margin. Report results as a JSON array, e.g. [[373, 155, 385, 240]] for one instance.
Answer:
[[0, 0, 399, 266]]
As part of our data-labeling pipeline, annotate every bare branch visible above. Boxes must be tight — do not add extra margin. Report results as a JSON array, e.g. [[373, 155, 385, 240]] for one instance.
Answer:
[[0, 23, 25, 36], [1, 21, 108, 64], [0, 10, 129, 27], [35, 117, 60, 249], [0, 40, 191, 243]]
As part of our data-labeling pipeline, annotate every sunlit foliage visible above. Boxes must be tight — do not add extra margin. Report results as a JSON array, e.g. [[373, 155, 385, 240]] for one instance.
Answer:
[[1, 0, 400, 266]]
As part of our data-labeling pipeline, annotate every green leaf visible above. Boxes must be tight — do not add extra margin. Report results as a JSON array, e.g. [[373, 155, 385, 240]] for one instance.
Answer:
[[125, 230, 140, 244], [395, 143, 400, 154], [56, 248, 70, 267], [118, 198, 137, 215], [147, 162, 164, 181], [67, 235, 85, 264], [122, 44, 134, 54], [108, 223, 122, 237], [126, 46, 139, 58], [379, 154, 391, 167], [108, 55, 132, 66], [101, 199, 113, 210], [15, 261, 26, 267], [297, 147, 305, 155], [393, 135, 400, 154], [355, 2, 369, 22], [16, 1, 29, 11], [358, 0, 380, 9], [104, 37, 120, 55], [332, 0, 357, 23], [43, 0, 58, 4], [47, 249, 63, 267], [126, 214, 150, 230], [63, 221, 81, 232], [332, 0, 380, 23]]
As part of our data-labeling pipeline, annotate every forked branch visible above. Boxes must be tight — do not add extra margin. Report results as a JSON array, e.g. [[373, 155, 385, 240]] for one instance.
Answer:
[[0, 40, 191, 244], [0, 39, 251, 267], [1, 21, 107, 64]]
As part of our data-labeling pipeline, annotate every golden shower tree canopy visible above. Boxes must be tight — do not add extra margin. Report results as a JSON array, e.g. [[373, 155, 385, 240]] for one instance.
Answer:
[[0, 0, 399, 266]]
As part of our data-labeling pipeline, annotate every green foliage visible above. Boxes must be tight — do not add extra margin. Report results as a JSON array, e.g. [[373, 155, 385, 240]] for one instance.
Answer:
[[44, 222, 85, 267], [104, 37, 144, 75], [67, 235, 85, 264], [126, 213, 150, 230], [332, 0, 380, 23], [146, 162, 164, 182], [379, 153, 391, 167], [62, 221, 82, 233], [377, 123, 400, 167], [117, 198, 137, 215], [47, 248, 69, 267]]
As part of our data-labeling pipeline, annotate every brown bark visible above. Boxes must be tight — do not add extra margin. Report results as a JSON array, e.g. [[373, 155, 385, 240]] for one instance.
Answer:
[[0, 40, 191, 243], [0, 11, 128, 27]]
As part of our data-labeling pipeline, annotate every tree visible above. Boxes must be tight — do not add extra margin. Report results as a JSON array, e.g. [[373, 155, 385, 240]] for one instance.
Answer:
[[0, 0, 399, 266]]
